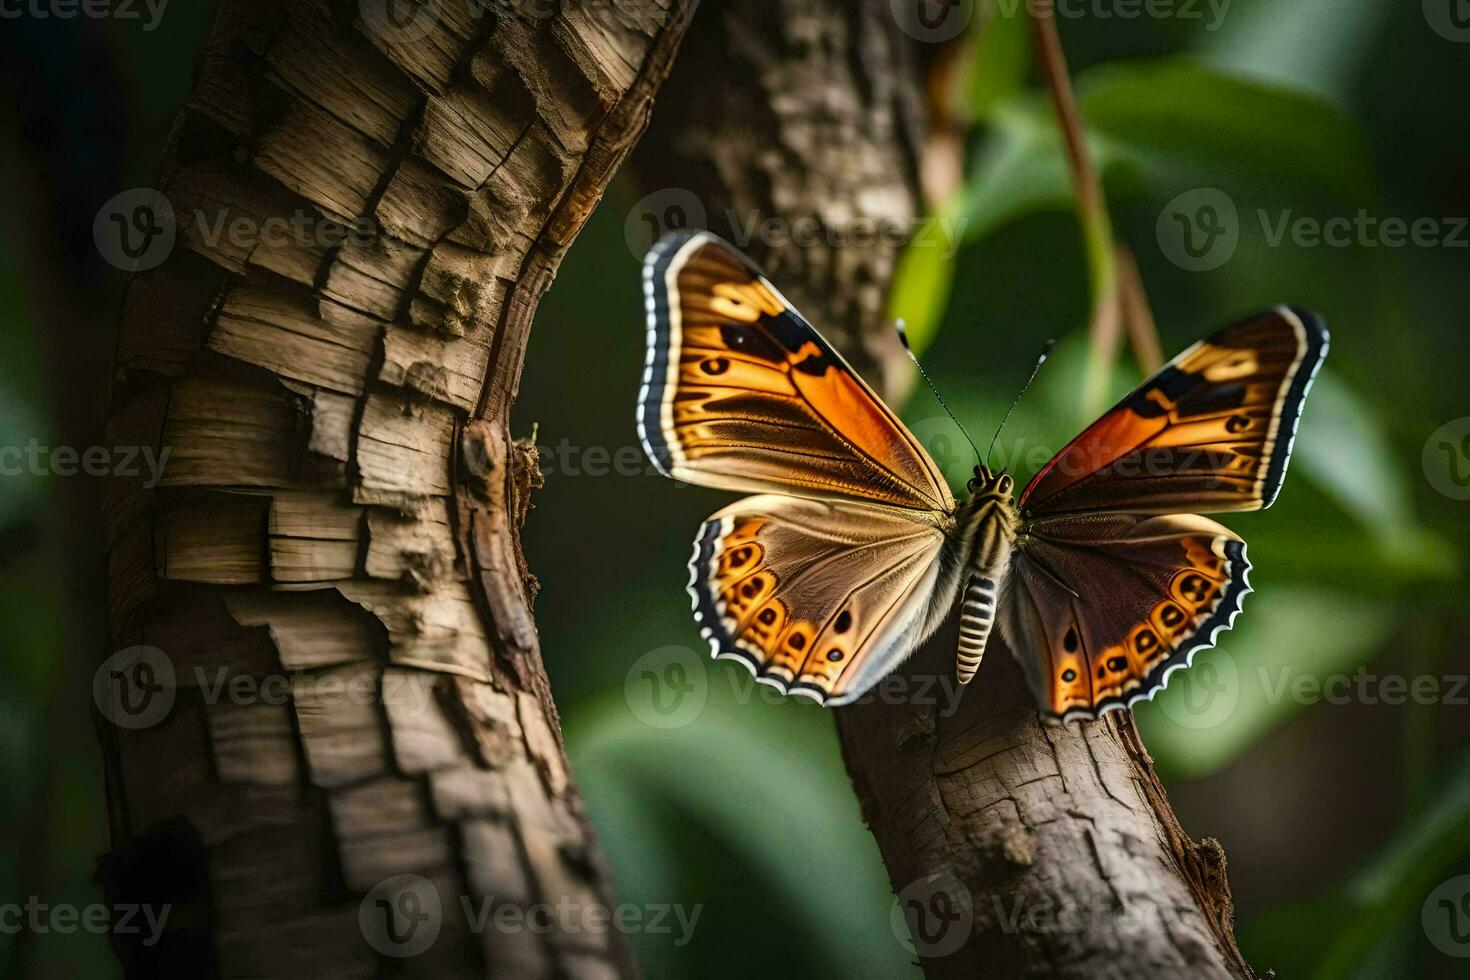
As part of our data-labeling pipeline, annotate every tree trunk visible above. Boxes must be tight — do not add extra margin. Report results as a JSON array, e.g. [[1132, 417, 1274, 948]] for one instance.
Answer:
[[95, 1, 692, 976], [635, 2, 1258, 977]]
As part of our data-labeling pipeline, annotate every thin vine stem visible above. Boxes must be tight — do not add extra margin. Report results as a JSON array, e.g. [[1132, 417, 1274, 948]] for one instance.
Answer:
[[1028, 4, 1164, 408]]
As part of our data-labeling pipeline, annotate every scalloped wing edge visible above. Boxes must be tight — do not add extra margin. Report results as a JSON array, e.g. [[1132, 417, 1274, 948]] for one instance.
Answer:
[[1044, 537, 1252, 725]]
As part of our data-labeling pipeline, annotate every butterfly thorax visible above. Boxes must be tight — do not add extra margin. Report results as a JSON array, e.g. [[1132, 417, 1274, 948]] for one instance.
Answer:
[[949, 466, 1019, 686], [955, 465, 1020, 576]]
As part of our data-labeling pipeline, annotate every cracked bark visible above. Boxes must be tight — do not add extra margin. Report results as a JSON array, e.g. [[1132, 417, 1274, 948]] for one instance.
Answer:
[[635, 2, 1258, 977], [96, 1, 691, 976]]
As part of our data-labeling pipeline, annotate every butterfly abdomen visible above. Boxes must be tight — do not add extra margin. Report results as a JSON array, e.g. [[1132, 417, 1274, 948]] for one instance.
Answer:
[[956, 575, 998, 685]]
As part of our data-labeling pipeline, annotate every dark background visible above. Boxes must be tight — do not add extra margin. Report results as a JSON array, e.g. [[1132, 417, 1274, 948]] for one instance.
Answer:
[[1, 1, 1467, 976]]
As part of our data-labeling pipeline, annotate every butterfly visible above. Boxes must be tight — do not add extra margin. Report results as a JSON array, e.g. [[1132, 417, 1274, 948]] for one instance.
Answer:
[[636, 231, 1328, 722]]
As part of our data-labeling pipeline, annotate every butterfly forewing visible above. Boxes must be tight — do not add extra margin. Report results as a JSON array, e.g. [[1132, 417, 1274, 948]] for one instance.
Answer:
[[1019, 307, 1329, 518], [639, 231, 954, 513]]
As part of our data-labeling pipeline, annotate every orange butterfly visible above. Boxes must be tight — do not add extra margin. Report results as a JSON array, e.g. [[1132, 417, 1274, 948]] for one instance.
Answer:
[[637, 232, 1328, 722]]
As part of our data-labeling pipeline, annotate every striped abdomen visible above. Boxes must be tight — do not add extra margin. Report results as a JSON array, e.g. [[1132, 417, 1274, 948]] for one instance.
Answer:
[[956, 575, 998, 685]]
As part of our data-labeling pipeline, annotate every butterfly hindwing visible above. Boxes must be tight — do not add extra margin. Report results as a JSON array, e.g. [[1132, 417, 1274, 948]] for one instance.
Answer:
[[1003, 513, 1250, 723], [689, 495, 954, 705], [1019, 307, 1329, 518], [639, 231, 954, 513]]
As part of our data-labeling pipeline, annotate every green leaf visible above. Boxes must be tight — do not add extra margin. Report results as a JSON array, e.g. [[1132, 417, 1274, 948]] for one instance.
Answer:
[[968, 4, 1031, 119], [1198, 0, 1394, 109], [1293, 371, 1412, 535], [1287, 371, 1462, 581], [1077, 59, 1373, 199], [886, 197, 966, 355], [568, 699, 917, 978], [962, 58, 1372, 247], [1239, 750, 1470, 979], [963, 98, 1139, 247]]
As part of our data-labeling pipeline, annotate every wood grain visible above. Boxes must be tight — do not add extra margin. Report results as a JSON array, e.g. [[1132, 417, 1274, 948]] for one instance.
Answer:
[[97, 1, 694, 976]]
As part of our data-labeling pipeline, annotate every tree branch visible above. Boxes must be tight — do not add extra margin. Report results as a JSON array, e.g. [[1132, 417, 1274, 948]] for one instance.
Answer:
[[635, 1, 1256, 976], [96, 1, 692, 975]]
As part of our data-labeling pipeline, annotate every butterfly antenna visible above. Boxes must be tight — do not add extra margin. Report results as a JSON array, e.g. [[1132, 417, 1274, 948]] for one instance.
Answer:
[[986, 339, 1056, 468], [895, 319, 981, 465]]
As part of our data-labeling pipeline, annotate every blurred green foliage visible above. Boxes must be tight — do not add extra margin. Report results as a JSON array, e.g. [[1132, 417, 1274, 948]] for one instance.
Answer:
[[2, 2, 1467, 978]]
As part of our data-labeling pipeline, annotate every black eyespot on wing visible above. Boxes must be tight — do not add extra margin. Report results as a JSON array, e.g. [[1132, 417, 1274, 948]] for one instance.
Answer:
[[719, 321, 785, 362]]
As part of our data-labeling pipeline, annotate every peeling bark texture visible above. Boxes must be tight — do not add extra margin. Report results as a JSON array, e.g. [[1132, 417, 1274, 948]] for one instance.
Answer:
[[97, 1, 691, 976], [636, 2, 1258, 977], [634, 0, 926, 397]]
